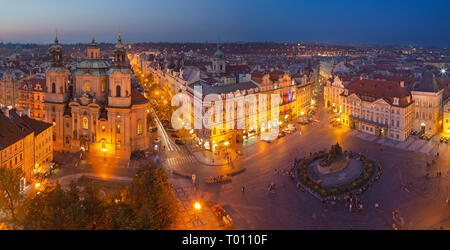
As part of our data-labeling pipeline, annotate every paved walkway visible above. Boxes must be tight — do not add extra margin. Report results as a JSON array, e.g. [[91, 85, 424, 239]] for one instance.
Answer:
[[348, 130, 446, 157], [172, 185, 225, 230], [184, 137, 238, 166]]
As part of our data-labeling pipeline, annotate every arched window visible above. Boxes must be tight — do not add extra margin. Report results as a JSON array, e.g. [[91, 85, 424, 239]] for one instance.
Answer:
[[51, 83, 56, 93], [116, 85, 121, 97], [137, 122, 143, 135], [82, 117, 89, 130], [84, 82, 91, 92]]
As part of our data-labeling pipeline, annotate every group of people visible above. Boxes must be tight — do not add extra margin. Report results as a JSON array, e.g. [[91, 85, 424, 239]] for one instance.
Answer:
[[208, 175, 225, 183], [344, 193, 364, 213], [392, 209, 403, 230]]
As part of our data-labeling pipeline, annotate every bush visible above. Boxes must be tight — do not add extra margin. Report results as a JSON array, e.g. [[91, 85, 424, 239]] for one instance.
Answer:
[[296, 152, 378, 198]]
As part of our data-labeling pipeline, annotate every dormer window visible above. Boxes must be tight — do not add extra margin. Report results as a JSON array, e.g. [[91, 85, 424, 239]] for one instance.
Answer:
[[393, 97, 399, 105]]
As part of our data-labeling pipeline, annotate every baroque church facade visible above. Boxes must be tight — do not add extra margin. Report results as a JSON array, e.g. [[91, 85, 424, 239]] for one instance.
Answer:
[[44, 33, 150, 159]]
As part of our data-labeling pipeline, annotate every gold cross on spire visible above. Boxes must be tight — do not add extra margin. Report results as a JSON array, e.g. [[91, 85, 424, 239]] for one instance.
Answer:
[[118, 25, 122, 43]]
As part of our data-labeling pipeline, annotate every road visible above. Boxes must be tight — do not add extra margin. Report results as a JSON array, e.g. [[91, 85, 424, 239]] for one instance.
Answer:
[[174, 102, 450, 229], [58, 63, 449, 230]]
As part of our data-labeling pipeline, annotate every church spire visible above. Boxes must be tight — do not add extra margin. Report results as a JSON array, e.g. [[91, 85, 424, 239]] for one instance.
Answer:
[[55, 28, 59, 44], [118, 26, 122, 44]]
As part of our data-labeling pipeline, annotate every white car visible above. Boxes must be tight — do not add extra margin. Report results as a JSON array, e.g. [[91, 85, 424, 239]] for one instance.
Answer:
[[287, 124, 296, 132], [283, 128, 292, 134]]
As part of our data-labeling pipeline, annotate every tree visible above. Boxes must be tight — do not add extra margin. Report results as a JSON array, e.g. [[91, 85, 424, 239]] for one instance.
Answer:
[[21, 183, 74, 229], [0, 167, 24, 223], [104, 192, 136, 230], [19, 164, 179, 230], [124, 164, 178, 229]]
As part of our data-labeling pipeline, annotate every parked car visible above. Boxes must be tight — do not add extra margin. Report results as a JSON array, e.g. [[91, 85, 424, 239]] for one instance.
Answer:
[[283, 128, 292, 134], [175, 139, 184, 145], [287, 124, 296, 132], [171, 133, 180, 138]]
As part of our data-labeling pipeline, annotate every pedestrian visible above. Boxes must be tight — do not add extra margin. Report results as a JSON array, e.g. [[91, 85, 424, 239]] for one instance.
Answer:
[[242, 185, 245, 193]]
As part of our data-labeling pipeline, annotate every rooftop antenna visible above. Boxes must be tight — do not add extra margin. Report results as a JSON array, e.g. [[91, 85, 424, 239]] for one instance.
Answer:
[[55, 28, 59, 43]]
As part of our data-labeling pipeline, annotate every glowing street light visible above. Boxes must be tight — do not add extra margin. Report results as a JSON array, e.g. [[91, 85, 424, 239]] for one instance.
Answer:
[[194, 202, 201, 210]]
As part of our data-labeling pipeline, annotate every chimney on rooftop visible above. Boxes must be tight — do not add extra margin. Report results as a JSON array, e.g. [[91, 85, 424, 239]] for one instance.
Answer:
[[2, 108, 10, 119], [400, 81, 405, 88], [15, 109, 23, 117], [23, 108, 30, 117]]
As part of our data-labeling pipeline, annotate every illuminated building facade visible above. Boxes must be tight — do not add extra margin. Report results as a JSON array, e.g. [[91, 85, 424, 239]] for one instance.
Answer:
[[0, 108, 53, 189], [411, 72, 444, 136], [44, 33, 150, 159], [443, 99, 450, 137], [18, 78, 46, 120], [339, 79, 415, 141]]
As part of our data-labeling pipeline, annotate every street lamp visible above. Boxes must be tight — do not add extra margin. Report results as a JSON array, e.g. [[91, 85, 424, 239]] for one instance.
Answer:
[[194, 202, 201, 211], [102, 148, 107, 161]]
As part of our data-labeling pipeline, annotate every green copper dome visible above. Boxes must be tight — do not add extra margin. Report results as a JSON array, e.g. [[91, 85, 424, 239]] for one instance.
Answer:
[[77, 59, 109, 69], [213, 44, 224, 59]]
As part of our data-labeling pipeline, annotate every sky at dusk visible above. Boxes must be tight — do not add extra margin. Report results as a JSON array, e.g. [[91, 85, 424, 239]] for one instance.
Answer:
[[0, 0, 449, 46]]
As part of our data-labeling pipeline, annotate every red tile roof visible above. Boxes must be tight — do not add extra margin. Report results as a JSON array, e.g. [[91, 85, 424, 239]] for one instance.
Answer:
[[131, 88, 148, 105], [345, 79, 412, 107], [19, 78, 46, 91]]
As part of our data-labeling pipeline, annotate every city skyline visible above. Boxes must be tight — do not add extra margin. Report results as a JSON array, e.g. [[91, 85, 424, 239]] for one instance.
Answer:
[[1, 0, 449, 47]]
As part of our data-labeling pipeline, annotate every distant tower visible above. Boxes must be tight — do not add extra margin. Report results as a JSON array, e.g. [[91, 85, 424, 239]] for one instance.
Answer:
[[87, 35, 100, 59], [107, 29, 131, 107], [212, 44, 226, 74], [44, 30, 70, 149]]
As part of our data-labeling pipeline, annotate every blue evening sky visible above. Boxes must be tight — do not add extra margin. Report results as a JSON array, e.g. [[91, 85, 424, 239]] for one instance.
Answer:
[[0, 0, 449, 46]]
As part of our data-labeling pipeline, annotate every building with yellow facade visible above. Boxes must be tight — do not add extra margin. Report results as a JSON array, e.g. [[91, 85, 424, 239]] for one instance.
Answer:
[[443, 99, 450, 137], [324, 76, 346, 112], [184, 69, 313, 153], [18, 78, 46, 120], [0, 108, 53, 190], [411, 72, 444, 136]]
